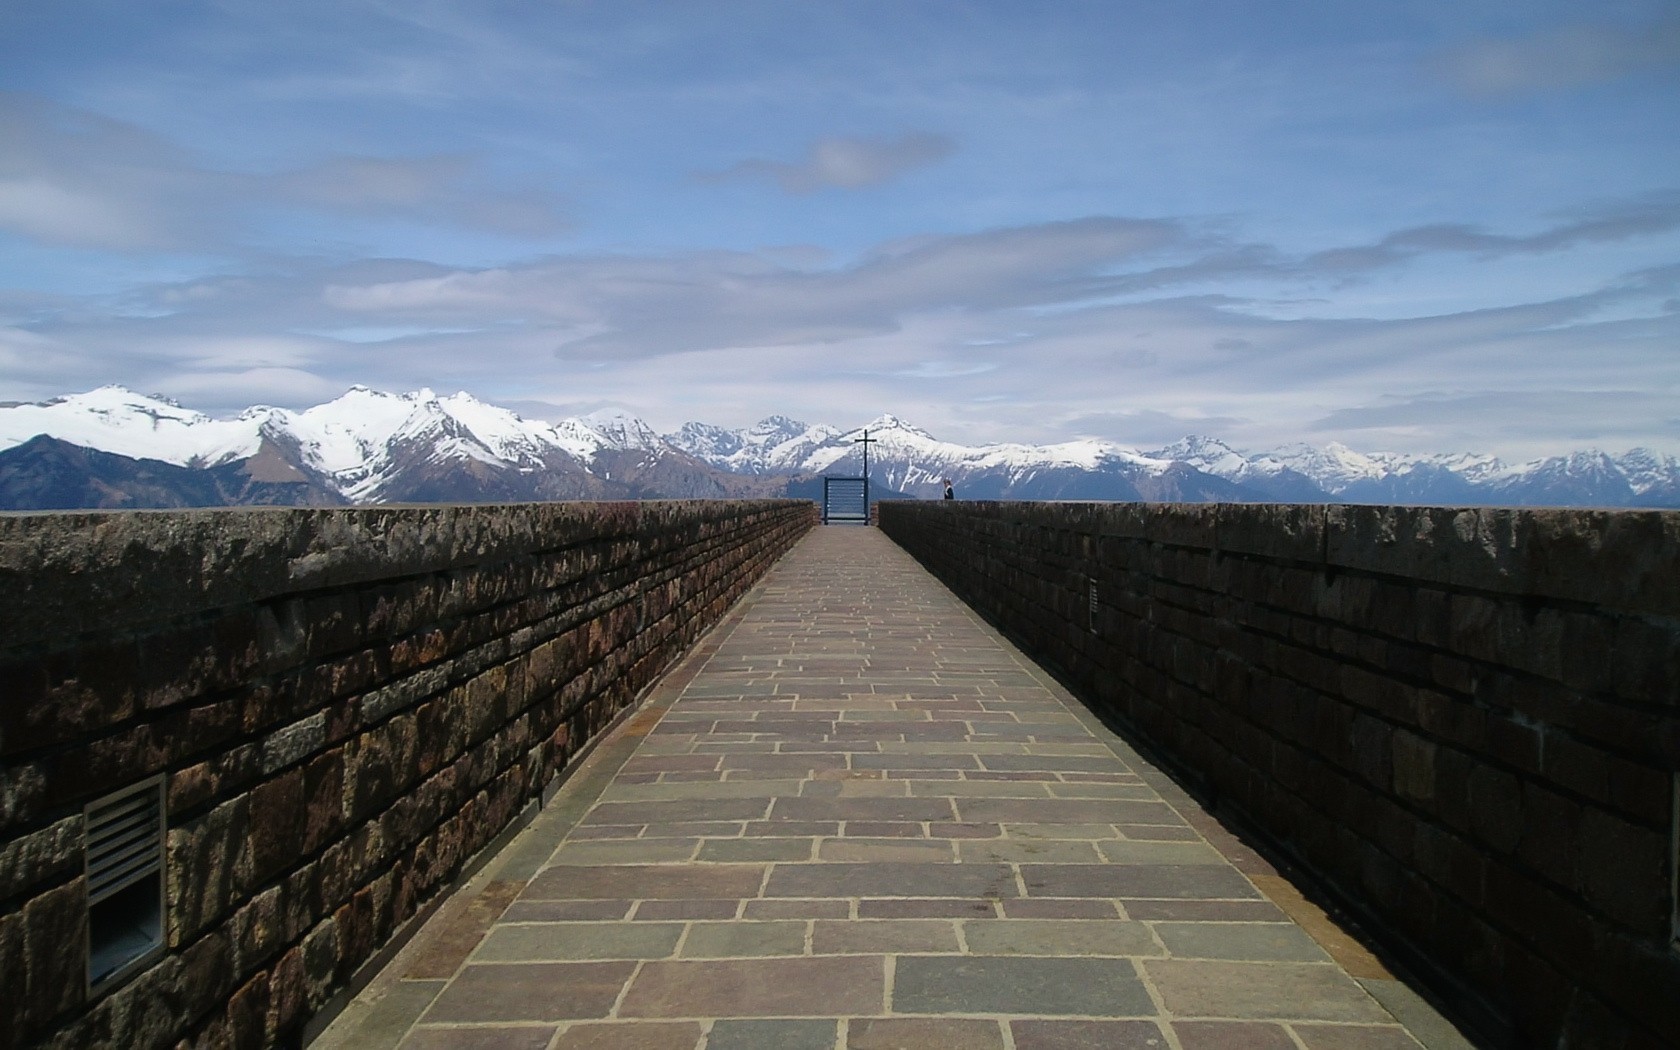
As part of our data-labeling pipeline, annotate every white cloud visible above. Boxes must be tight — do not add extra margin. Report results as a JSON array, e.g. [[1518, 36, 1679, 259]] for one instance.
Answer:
[[700, 133, 957, 194], [0, 93, 572, 251], [0, 178, 172, 251], [1437, 20, 1680, 96], [155, 366, 341, 407], [176, 334, 327, 370], [315, 217, 1187, 358], [8, 198, 1680, 457], [1308, 390, 1680, 461]]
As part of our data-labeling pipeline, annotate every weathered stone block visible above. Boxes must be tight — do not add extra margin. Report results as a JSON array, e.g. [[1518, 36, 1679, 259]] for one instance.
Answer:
[[1, 652, 126, 758], [54, 724, 167, 808], [0, 761, 49, 835], [1414, 823, 1485, 906], [1610, 615, 1680, 706], [1542, 730, 1612, 806], [1215, 502, 1325, 562], [248, 769, 306, 885], [1467, 764, 1522, 855], [23, 878, 87, 1033], [1392, 730, 1437, 804], [1577, 808, 1669, 935], [1518, 782, 1582, 894], [217, 974, 272, 1050], [1484, 860, 1592, 963], [265, 942, 307, 1040], [341, 712, 418, 823], [0, 815, 81, 903], [0, 903, 25, 1046], [260, 712, 326, 776], [229, 885, 284, 977], [176, 928, 235, 1020], [168, 794, 253, 944], [254, 599, 309, 677]]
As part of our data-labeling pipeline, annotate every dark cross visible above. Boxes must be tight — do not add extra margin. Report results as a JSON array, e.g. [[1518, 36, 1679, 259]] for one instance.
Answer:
[[854, 428, 877, 522]]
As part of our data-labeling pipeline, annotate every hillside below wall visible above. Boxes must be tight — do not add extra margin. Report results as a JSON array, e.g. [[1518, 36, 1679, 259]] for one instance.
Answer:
[[0, 500, 815, 1049], [880, 500, 1679, 1050]]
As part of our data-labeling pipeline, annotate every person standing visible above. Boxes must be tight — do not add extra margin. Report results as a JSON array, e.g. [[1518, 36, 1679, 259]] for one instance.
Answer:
[[942, 478, 954, 500]]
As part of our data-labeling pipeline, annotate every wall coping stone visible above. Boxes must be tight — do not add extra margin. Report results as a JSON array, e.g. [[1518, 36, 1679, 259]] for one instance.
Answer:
[[910, 501, 1680, 615], [0, 500, 810, 651]]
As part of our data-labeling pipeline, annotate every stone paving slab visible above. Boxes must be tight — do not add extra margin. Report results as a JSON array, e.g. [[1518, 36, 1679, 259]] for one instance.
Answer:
[[313, 526, 1478, 1050]]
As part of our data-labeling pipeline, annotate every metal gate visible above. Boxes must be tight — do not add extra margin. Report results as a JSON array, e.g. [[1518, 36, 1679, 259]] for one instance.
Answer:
[[822, 476, 869, 524]]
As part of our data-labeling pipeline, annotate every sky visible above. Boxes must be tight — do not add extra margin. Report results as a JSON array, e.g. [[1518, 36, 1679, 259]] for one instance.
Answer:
[[1, 0, 1677, 460]]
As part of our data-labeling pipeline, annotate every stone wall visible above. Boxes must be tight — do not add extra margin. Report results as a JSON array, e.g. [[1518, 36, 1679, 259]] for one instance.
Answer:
[[879, 501, 1679, 1050], [0, 500, 815, 1049]]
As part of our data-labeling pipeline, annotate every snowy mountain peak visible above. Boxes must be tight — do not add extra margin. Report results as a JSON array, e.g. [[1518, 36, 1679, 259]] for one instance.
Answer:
[[1150, 435, 1249, 476], [854, 414, 931, 438], [747, 415, 809, 440], [3, 385, 1679, 510], [61, 385, 205, 422], [1616, 448, 1680, 494], [1265, 441, 1388, 484], [0, 385, 256, 466], [580, 409, 664, 452], [671, 421, 742, 458]]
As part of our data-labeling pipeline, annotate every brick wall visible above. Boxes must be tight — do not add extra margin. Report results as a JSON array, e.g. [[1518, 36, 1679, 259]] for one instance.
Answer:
[[0, 500, 815, 1049], [880, 501, 1679, 1050]]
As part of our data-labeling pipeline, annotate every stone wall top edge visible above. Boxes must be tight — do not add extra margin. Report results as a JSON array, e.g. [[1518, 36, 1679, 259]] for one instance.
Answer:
[[0, 497, 809, 521], [1324, 503, 1680, 613], [0, 499, 813, 653], [885, 500, 1680, 613]]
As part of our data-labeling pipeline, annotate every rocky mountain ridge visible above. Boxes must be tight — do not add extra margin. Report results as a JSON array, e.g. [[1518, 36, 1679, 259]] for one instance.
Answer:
[[2, 385, 1676, 510]]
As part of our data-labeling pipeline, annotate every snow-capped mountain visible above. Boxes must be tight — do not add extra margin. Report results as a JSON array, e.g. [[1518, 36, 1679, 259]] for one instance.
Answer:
[[0, 386, 266, 467], [2, 386, 1677, 510], [676, 415, 1290, 502], [1148, 436, 1680, 508], [669, 415, 843, 475], [0, 386, 773, 509], [673, 413, 1680, 508]]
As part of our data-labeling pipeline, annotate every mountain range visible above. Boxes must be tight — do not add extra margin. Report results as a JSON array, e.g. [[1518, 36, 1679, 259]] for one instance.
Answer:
[[1, 386, 1676, 511]]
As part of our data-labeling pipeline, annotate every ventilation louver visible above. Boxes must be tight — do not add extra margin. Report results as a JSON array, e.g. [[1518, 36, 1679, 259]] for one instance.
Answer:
[[85, 775, 166, 993]]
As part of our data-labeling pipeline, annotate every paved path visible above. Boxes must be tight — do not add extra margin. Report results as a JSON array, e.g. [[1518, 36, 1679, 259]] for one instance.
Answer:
[[316, 527, 1474, 1050]]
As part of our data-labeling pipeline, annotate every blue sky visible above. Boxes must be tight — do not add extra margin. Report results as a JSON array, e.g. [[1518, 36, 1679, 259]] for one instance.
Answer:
[[1, 1, 1677, 458]]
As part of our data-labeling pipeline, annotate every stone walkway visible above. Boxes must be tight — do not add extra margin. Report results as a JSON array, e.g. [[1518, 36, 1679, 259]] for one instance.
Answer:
[[315, 527, 1475, 1050]]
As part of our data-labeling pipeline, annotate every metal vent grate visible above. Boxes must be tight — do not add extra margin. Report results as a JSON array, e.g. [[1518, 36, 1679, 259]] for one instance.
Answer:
[[85, 775, 166, 993], [88, 786, 161, 902], [823, 476, 869, 524], [1087, 578, 1099, 633]]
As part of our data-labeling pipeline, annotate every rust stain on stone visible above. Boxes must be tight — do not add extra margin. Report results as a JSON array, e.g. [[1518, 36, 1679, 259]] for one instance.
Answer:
[[1249, 873, 1392, 981], [624, 709, 665, 737], [402, 879, 527, 980]]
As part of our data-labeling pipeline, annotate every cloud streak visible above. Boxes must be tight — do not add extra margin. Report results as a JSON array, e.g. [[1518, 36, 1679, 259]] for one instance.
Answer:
[[0, 94, 571, 251], [699, 133, 957, 194], [1436, 19, 1680, 96], [1305, 191, 1680, 274], [0, 2, 1673, 467], [9, 196, 1676, 460]]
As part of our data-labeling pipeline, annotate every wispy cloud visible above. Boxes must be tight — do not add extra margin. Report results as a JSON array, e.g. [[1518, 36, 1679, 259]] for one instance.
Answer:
[[10, 196, 1676, 459], [318, 216, 1186, 356], [1436, 19, 1680, 96], [0, 94, 571, 251], [1307, 389, 1680, 458], [1062, 408, 1251, 447], [0, 94, 210, 250], [1304, 191, 1680, 274], [1, 2, 1673, 463], [699, 133, 957, 194]]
